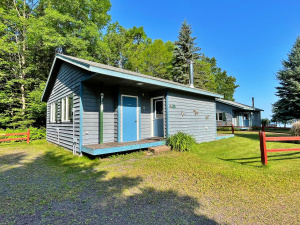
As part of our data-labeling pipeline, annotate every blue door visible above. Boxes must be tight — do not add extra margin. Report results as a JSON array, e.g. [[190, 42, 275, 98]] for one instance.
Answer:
[[153, 98, 164, 137], [122, 96, 137, 142]]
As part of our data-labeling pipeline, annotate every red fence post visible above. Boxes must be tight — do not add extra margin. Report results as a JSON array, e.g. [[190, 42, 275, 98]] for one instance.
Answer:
[[27, 129, 30, 144], [262, 124, 265, 131], [259, 131, 268, 165], [231, 124, 235, 134]]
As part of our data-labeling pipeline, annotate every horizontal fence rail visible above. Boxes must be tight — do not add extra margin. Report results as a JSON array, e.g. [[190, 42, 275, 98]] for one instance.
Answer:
[[0, 130, 30, 144], [218, 125, 290, 135], [259, 131, 300, 165], [217, 125, 265, 134]]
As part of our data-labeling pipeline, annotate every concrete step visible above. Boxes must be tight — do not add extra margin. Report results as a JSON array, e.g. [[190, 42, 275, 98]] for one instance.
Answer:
[[148, 145, 171, 154]]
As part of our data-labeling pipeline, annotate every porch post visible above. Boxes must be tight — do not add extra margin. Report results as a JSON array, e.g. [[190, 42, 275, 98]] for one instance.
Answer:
[[100, 92, 104, 144], [117, 87, 121, 143], [166, 90, 169, 138]]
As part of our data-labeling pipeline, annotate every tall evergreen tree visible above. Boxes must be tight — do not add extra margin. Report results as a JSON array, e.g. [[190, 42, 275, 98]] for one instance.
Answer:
[[172, 20, 200, 84], [272, 37, 300, 121]]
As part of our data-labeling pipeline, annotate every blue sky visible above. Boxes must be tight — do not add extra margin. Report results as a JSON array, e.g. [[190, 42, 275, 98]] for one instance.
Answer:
[[110, 0, 300, 119]]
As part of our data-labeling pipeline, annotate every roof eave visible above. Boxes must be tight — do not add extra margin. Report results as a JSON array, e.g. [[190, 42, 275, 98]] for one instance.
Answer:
[[216, 99, 263, 111], [42, 54, 223, 102]]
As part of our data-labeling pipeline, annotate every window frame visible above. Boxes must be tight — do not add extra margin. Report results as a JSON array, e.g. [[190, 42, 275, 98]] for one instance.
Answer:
[[218, 112, 223, 121], [50, 102, 56, 123], [155, 100, 163, 119], [61, 96, 70, 123]]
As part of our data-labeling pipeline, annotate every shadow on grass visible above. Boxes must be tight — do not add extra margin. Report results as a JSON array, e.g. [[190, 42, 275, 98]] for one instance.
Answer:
[[0, 147, 219, 225], [218, 151, 300, 166]]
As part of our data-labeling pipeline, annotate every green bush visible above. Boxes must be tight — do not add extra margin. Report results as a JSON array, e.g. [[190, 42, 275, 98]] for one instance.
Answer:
[[166, 132, 196, 152], [0, 126, 46, 142], [251, 126, 260, 130], [217, 127, 231, 131], [261, 118, 270, 126]]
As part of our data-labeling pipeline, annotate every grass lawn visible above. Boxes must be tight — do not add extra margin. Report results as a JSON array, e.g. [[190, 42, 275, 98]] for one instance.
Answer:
[[0, 131, 299, 224]]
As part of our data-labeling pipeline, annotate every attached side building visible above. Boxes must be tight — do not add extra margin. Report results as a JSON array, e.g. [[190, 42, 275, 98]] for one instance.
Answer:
[[42, 54, 223, 155], [216, 98, 263, 127]]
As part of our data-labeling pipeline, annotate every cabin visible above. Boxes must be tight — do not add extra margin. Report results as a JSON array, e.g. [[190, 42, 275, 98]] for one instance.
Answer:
[[216, 98, 263, 127], [41, 54, 224, 155]]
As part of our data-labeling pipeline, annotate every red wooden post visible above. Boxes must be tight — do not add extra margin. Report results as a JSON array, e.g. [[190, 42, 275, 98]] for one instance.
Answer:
[[262, 124, 265, 131], [27, 129, 30, 144], [231, 124, 235, 134], [259, 131, 268, 165]]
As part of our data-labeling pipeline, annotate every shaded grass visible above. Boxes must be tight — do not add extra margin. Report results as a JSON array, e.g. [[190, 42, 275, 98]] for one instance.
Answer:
[[0, 132, 299, 224]]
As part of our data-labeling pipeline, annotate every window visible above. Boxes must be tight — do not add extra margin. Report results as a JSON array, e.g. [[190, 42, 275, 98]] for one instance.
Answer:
[[216, 112, 226, 121], [243, 113, 249, 120], [50, 102, 56, 123], [61, 96, 71, 122], [155, 100, 163, 119], [218, 112, 223, 121]]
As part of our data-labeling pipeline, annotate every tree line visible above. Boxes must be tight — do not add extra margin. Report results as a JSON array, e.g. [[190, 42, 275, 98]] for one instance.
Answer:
[[0, 0, 238, 129]]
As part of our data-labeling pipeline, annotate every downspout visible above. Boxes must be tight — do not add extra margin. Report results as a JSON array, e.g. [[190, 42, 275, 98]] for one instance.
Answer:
[[100, 93, 104, 144]]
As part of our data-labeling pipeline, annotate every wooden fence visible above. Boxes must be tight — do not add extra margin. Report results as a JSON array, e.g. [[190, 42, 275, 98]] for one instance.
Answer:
[[217, 125, 291, 135], [217, 124, 265, 134], [259, 131, 300, 165], [0, 130, 30, 144]]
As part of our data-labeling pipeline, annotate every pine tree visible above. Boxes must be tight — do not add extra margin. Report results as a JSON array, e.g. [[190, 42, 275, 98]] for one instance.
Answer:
[[172, 20, 200, 84], [272, 37, 300, 122]]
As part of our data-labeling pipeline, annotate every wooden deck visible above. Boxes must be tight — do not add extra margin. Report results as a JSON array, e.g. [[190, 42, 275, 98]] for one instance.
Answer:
[[84, 137, 163, 150], [82, 137, 165, 155]]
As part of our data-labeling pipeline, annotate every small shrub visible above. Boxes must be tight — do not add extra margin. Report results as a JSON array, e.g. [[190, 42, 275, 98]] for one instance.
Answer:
[[166, 132, 196, 152], [261, 118, 270, 126], [217, 127, 231, 131], [251, 126, 260, 130], [291, 121, 300, 136]]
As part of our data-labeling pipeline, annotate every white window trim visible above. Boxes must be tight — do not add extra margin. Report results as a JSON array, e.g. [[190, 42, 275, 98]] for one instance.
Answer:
[[217, 112, 223, 121], [50, 102, 56, 123], [61, 96, 70, 122], [150, 96, 164, 137]]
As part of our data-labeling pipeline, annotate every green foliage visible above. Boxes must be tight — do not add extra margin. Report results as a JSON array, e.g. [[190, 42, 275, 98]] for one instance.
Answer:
[[291, 121, 300, 136], [272, 37, 300, 122], [0, 126, 46, 141], [251, 126, 261, 130], [26, 83, 47, 127], [217, 127, 231, 131], [0, 0, 111, 129], [203, 56, 239, 100], [166, 132, 196, 152], [172, 20, 200, 84], [261, 118, 270, 126]]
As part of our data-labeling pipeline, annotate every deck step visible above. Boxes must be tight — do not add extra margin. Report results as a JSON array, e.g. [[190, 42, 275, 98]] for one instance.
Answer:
[[148, 145, 171, 154]]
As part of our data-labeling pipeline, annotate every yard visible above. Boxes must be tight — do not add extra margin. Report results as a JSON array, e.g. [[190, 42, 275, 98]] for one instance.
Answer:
[[0, 131, 299, 224]]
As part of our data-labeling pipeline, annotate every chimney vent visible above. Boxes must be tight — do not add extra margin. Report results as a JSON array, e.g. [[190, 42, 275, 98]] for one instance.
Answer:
[[252, 97, 254, 108], [189, 60, 194, 88]]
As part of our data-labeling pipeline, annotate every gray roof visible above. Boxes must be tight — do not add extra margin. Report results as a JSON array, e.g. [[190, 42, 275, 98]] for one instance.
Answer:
[[42, 54, 223, 101], [216, 98, 263, 111]]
